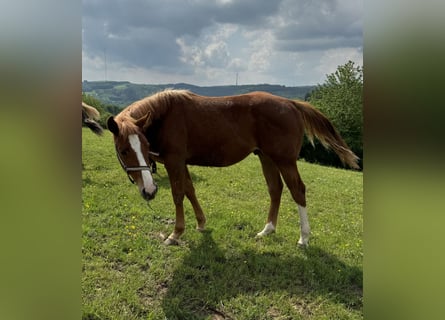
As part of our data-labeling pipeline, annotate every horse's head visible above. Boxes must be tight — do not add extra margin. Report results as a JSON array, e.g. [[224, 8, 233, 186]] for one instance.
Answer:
[[107, 115, 158, 201]]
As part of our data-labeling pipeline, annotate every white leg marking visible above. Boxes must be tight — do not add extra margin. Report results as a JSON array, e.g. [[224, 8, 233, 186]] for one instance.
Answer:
[[128, 134, 157, 194], [297, 205, 310, 246], [256, 221, 275, 237]]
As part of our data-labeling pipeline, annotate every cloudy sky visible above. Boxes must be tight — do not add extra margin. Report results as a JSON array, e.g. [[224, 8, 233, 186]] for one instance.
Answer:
[[82, 0, 362, 86]]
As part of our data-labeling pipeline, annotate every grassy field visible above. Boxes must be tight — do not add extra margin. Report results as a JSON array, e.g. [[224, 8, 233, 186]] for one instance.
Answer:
[[82, 128, 363, 319]]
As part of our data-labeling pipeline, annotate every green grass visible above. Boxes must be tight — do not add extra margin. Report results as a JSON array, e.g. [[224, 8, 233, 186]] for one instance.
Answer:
[[82, 128, 363, 319]]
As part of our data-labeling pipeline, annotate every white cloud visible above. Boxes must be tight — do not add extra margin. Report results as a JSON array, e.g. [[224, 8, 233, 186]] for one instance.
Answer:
[[315, 47, 363, 82], [244, 30, 274, 73], [82, 0, 363, 86]]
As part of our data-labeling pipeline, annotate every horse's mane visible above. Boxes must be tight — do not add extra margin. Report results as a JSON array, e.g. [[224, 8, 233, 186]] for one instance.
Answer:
[[114, 89, 193, 136], [82, 102, 100, 120]]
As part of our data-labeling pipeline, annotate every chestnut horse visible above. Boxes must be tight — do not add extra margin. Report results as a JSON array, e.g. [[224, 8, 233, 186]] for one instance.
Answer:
[[107, 90, 359, 246]]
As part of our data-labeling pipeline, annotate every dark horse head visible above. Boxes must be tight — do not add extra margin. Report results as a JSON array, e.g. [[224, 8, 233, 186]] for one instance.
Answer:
[[107, 115, 158, 201]]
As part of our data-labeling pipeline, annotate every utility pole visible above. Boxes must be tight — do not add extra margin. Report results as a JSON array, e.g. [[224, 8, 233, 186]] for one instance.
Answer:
[[104, 48, 108, 81], [236, 72, 239, 86]]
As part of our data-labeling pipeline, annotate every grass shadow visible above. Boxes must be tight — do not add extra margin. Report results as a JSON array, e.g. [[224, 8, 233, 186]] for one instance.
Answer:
[[161, 231, 362, 319]]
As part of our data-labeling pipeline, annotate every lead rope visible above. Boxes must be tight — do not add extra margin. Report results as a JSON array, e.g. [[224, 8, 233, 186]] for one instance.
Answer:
[[146, 200, 157, 213]]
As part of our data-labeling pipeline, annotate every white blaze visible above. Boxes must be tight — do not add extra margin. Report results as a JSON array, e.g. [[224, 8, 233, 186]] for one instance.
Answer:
[[128, 134, 156, 194]]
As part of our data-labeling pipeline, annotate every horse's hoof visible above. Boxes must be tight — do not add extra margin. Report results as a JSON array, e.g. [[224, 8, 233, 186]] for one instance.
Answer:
[[163, 237, 179, 246], [196, 226, 205, 232], [297, 239, 309, 248], [256, 222, 276, 237]]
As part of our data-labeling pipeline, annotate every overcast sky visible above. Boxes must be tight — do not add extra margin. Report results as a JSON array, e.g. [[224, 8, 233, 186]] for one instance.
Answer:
[[82, 0, 362, 86]]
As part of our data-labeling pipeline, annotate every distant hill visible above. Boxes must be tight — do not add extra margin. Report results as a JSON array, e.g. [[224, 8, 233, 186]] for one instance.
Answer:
[[82, 81, 315, 108]]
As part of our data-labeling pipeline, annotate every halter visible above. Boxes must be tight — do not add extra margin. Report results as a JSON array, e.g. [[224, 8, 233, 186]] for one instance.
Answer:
[[114, 144, 153, 184]]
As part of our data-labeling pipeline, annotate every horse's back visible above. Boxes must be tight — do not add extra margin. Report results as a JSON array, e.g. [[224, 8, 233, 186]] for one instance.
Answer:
[[179, 92, 304, 165]]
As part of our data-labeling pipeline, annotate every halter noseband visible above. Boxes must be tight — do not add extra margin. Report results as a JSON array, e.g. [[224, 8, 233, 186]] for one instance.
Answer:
[[114, 144, 153, 184]]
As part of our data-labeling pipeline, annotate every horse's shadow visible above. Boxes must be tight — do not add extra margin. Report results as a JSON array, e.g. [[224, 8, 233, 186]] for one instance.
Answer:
[[161, 231, 362, 319]]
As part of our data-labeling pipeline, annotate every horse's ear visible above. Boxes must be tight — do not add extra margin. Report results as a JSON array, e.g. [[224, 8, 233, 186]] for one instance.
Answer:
[[135, 113, 152, 131], [107, 116, 119, 136]]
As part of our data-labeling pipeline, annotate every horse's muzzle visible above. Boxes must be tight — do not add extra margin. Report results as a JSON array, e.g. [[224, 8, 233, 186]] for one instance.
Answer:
[[142, 184, 157, 201]]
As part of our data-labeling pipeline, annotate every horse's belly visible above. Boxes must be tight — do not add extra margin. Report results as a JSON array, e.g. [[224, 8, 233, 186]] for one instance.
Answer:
[[186, 147, 252, 167]]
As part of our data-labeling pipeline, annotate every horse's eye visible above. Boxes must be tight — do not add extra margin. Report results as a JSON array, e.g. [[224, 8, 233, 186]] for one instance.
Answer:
[[120, 149, 129, 156]]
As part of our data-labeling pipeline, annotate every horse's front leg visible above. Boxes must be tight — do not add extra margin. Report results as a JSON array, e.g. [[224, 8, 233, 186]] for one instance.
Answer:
[[164, 163, 187, 245], [164, 194, 185, 245], [184, 167, 206, 231]]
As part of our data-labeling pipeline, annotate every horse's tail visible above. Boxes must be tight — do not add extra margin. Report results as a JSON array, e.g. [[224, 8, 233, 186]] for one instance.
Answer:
[[82, 102, 103, 135], [292, 100, 360, 169]]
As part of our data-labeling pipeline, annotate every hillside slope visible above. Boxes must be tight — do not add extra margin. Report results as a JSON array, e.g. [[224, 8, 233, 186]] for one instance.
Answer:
[[82, 81, 315, 108]]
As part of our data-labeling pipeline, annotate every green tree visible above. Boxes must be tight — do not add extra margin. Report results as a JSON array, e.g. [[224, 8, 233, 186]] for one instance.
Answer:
[[301, 61, 363, 168]]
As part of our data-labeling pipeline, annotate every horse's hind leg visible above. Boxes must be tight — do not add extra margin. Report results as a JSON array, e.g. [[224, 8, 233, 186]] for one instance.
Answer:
[[256, 154, 283, 237], [184, 167, 206, 231], [277, 162, 310, 246]]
